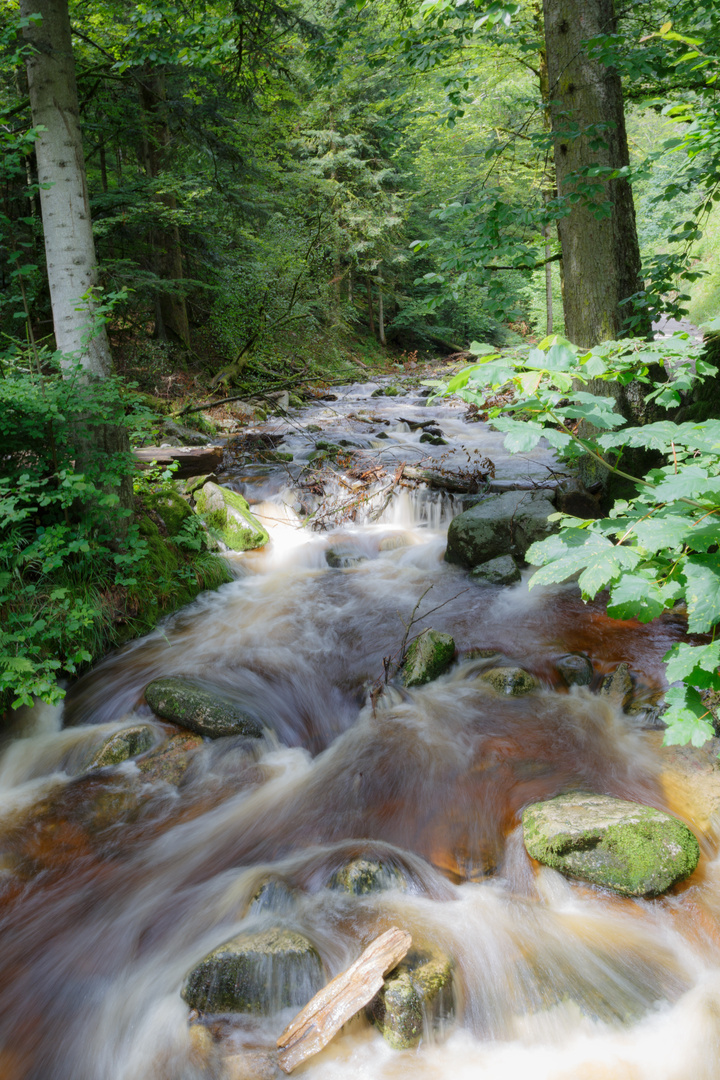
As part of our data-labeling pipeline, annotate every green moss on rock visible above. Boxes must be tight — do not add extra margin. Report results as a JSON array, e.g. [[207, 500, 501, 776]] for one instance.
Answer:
[[145, 677, 263, 739], [181, 928, 323, 1014], [402, 629, 455, 687], [369, 948, 454, 1049], [522, 792, 700, 897], [328, 857, 407, 895], [85, 724, 155, 769], [194, 482, 269, 552], [480, 667, 538, 696], [136, 730, 204, 785], [144, 488, 194, 537]]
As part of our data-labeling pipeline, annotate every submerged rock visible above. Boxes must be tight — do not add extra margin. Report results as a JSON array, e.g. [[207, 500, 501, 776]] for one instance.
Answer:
[[181, 928, 323, 1014], [325, 548, 368, 569], [137, 730, 204, 785], [445, 490, 556, 568], [329, 857, 407, 895], [145, 677, 263, 739], [556, 653, 594, 688], [470, 554, 521, 586], [84, 724, 155, 770], [600, 662, 634, 710], [248, 877, 298, 915], [402, 629, 455, 687], [194, 481, 269, 551], [368, 947, 454, 1049], [480, 667, 538, 696], [522, 792, 700, 897]]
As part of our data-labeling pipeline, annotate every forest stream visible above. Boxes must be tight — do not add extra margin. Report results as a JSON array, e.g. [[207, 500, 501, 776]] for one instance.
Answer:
[[2, 378, 720, 1080]]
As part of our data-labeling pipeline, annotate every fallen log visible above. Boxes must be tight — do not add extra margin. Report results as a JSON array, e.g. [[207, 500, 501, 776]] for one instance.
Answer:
[[276, 926, 412, 1074], [133, 446, 224, 479], [402, 466, 560, 495]]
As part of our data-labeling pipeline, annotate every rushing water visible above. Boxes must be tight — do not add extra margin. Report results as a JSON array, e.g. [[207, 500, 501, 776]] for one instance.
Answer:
[[1, 378, 719, 1080]]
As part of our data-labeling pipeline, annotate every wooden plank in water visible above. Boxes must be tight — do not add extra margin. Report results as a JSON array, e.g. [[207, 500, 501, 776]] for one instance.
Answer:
[[133, 446, 223, 479], [276, 926, 412, 1074]]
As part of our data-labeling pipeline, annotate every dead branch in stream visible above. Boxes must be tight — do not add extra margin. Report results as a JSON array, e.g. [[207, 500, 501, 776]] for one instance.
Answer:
[[276, 928, 412, 1073]]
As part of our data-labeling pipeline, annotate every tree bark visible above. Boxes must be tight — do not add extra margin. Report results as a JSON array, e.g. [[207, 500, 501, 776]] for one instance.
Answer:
[[20, 0, 112, 376], [543, 0, 646, 347], [138, 66, 190, 347]]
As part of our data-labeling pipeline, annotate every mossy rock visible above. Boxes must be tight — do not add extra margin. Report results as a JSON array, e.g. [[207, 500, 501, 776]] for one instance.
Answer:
[[257, 450, 293, 463], [419, 432, 447, 446], [470, 554, 521, 586], [522, 792, 700, 897], [371, 386, 401, 397], [369, 948, 454, 1049], [84, 724, 155, 770], [306, 424, 322, 433], [136, 730, 204, 785], [480, 667, 538, 696], [181, 928, 323, 1014], [182, 473, 218, 497], [194, 482, 269, 552], [325, 548, 368, 569], [402, 629, 455, 687], [145, 677, 263, 739], [144, 488, 194, 537], [248, 877, 298, 915], [445, 490, 557, 568], [328, 857, 407, 895]]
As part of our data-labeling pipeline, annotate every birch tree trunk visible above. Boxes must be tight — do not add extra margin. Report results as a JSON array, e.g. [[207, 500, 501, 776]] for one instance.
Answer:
[[20, 0, 112, 376], [543, 0, 646, 347]]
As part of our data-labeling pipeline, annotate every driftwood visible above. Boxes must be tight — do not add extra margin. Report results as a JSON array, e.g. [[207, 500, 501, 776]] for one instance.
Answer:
[[276, 927, 412, 1074], [133, 446, 223, 479]]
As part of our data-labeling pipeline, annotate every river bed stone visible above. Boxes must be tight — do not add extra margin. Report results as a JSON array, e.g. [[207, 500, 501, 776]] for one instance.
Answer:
[[145, 677, 263, 738], [194, 481, 269, 551], [368, 947, 454, 1049], [445, 490, 557, 568], [522, 792, 700, 896], [402, 629, 455, 687], [470, 554, 521, 586], [182, 928, 323, 1014], [328, 857, 407, 895], [480, 667, 539, 696]]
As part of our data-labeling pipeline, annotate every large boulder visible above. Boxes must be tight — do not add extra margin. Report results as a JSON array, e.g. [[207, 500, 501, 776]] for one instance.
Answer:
[[181, 928, 323, 1014], [522, 792, 700, 897], [556, 653, 593, 688], [402, 629, 455, 687], [143, 488, 194, 537], [145, 677, 263, 739], [194, 482, 269, 551], [368, 947, 454, 1049], [445, 490, 556, 568]]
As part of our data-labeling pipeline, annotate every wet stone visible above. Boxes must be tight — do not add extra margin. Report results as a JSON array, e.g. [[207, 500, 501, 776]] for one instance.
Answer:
[[402, 629, 455, 688], [136, 731, 204, 785], [325, 549, 368, 569], [556, 653, 593, 688], [445, 490, 557, 568], [248, 877, 298, 915], [145, 677, 263, 739], [84, 725, 155, 770], [480, 667, 539, 696], [328, 857, 407, 895], [193, 481, 269, 552], [600, 662, 634, 709], [470, 554, 521, 586], [522, 792, 700, 897], [368, 948, 454, 1049], [181, 928, 323, 1014]]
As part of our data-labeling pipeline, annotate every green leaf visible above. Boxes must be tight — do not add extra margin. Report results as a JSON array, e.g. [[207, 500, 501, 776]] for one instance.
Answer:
[[576, 544, 642, 597], [682, 554, 720, 633], [664, 641, 720, 685], [468, 341, 500, 357], [491, 417, 543, 452], [607, 573, 678, 623], [662, 686, 715, 747], [632, 514, 691, 553], [445, 365, 483, 393]]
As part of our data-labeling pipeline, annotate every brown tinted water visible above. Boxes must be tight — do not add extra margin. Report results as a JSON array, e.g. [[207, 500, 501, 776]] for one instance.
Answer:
[[1, 381, 718, 1080]]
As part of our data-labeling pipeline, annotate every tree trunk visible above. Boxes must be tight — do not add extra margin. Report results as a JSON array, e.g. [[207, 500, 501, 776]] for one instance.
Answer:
[[367, 276, 375, 337], [543, 0, 646, 347], [138, 66, 190, 347], [378, 279, 386, 346], [20, 0, 112, 376], [20, 0, 131, 512]]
